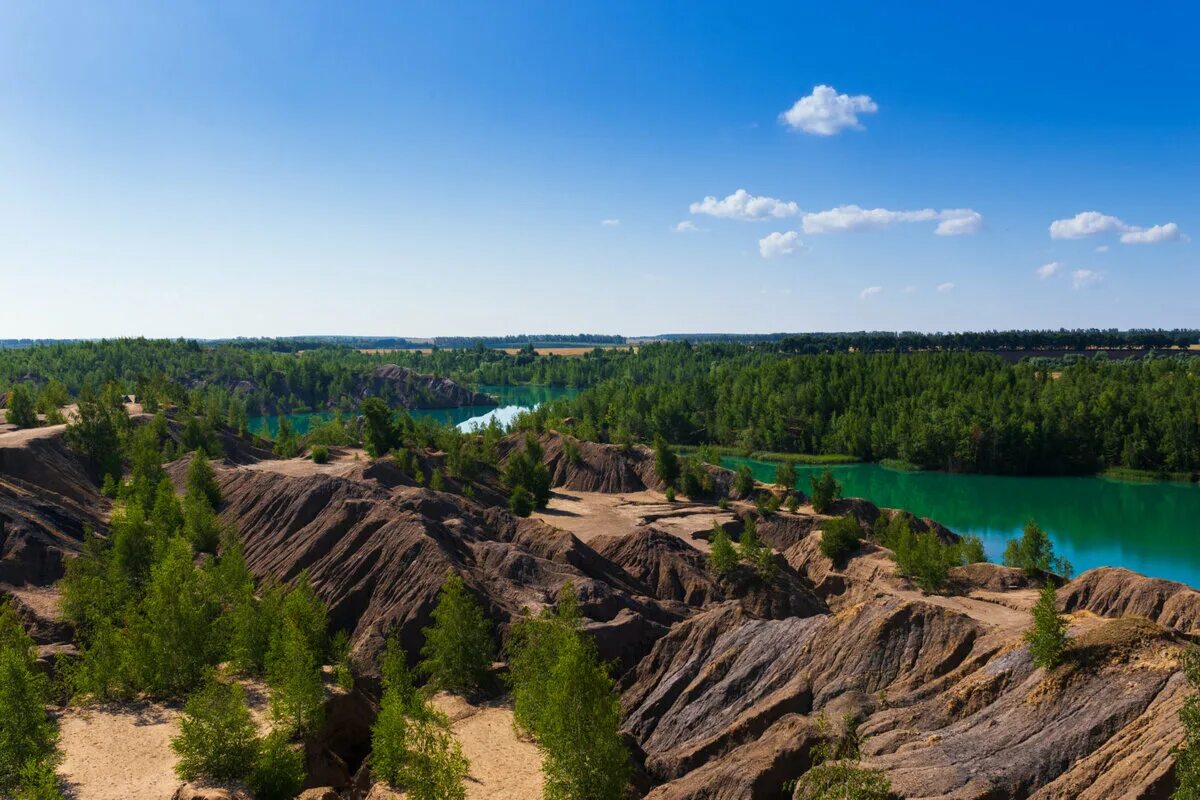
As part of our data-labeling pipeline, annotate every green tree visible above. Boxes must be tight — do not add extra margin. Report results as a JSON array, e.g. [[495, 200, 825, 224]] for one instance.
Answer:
[[503, 434, 552, 509], [809, 469, 842, 514], [774, 460, 798, 489], [819, 515, 862, 563], [249, 731, 307, 800], [708, 526, 738, 576], [171, 676, 258, 783], [508, 486, 535, 517], [361, 397, 395, 457], [1026, 581, 1068, 669], [185, 450, 222, 510], [1173, 648, 1200, 800], [733, 464, 755, 497], [419, 573, 496, 696], [5, 383, 38, 429], [653, 438, 680, 489], [63, 386, 123, 484], [507, 584, 583, 737], [0, 605, 58, 796], [1004, 520, 1073, 578], [738, 515, 763, 562], [35, 379, 69, 426], [266, 618, 325, 735]]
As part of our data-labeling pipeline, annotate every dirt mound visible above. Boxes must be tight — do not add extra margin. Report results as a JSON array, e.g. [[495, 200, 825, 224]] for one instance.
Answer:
[[1059, 566, 1200, 636], [212, 466, 680, 671], [356, 365, 495, 409]]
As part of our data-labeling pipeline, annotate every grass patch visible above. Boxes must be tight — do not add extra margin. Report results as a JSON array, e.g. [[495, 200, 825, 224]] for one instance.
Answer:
[[676, 445, 859, 464], [1099, 466, 1197, 484], [879, 458, 922, 472]]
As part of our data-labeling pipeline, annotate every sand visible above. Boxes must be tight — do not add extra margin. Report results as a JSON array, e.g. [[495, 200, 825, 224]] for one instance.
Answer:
[[57, 703, 182, 800], [430, 693, 543, 800]]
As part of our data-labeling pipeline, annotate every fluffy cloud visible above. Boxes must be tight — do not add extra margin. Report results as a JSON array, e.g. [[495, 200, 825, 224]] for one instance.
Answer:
[[934, 209, 983, 236], [1036, 261, 1062, 279], [779, 85, 878, 136], [759, 231, 802, 259], [1095, 245, 1110, 253], [689, 189, 800, 221], [801, 205, 982, 236], [1049, 211, 1183, 244], [673, 220, 701, 233], [1120, 222, 1182, 244], [1072, 269, 1102, 289], [937, 282, 955, 293], [859, 286, 883, 300], [601, 218, 620, 227]]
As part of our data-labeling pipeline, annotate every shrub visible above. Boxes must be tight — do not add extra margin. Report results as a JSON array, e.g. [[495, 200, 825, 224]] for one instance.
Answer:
[[249, 732, 306, 800], [774, 460, 797, 489], [503, 434, 552, 509], [664, 486, 676, 502], [563, 438, 581, 465], [430, 469, 444, 491], [171, 677, 258, 783], [1026, 581, 1068, 669], [717, 497, 729, 510], [185, 450, 222, 510], [419, 573, 496, 696], [330, 630, 354, 690], [13, 757, 63, 800], [653, 438, 680, 489], [786, 494, 800, 513], [809, 469, 842, 514], [1004, 520, 1072, 578], [0, 607, 58, 795], [733, 465, 755, 497], [508, 486, 535, 517], [506, 585, 583, 736], [392, 704, 470, 800], [310, 444, 329, 464], [6, 383, 38, 429], [792, 763, 892, 800], [708, 526, 738, 576], [738, 515, 763, 562], [1174, 648, 1200, 798], [819, 516, 861, 563], [959, 535, 987, 564]]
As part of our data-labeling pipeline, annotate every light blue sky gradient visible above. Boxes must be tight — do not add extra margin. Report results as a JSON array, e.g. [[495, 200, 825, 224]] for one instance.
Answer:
[[1, 1, 1196, 337]]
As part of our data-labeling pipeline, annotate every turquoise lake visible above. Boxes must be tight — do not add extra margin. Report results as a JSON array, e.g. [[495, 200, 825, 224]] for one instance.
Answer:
[[725, 457, 1200, 588]]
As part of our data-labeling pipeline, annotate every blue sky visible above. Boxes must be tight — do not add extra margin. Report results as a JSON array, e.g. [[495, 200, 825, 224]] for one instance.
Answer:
[[1, 1, 1197, 337]]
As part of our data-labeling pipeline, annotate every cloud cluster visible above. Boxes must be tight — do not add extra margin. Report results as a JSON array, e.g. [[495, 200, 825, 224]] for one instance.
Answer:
[[779, 85, 878, 136], [800, 205, 982, 236], [689, 189, 800, 221], [1072, 269, 1102, 289], [601, 218, 620, 227], [758, 231, 802, 259], [1049, 211, 1183, 245], [1036, 262, 1062, 279], [937, 282, 955, 293], [859, 286, 883, 300]]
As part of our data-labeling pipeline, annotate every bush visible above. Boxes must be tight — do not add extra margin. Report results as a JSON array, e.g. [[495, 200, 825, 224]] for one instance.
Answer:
[[959, 535, 987, 564], [249, 732, 306, 800], [5, 383, 38, 429], [171, 677, 258, 782], [419, 573, 496, 696], [1174, 648, 1200, 798], [1004, 520, 1072, 578], [785, 494, 800, 513], [0, 606, 58, 795], [13, 757, 63, 800], [653, 438, 680, 489], [310, 444, 329, 464], [185, 450, 222, 510], [1026, 582, 1068, 669], [708, 526, 738, 576], [738, 516, 763, 562], [664, 486, 676, 502], [507, 585, 583, 736], [792, 763, 892, 800], [819, 516, 861, 563], [503, 434, 552, 509], [508, 486, 535, 517], [809, 469, 842, 514], [774, 460, 797, 489], [733, 465, 755, 497], [430, 469, 445, 491]]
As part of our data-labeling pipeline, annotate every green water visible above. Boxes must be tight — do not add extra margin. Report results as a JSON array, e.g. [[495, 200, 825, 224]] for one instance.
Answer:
[[724, 457, 1200, 588], [248, 384, 577, 437]]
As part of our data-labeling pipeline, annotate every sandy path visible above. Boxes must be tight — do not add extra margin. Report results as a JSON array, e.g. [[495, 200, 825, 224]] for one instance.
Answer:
[[57, 704, 181, 800], [431, 693, 543, 800], [536, 490, 737, 552]]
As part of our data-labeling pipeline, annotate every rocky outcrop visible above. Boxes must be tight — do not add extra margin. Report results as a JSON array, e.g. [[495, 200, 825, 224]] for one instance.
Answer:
[[355, 365, 495, 409], [0, 427, 104, 584]]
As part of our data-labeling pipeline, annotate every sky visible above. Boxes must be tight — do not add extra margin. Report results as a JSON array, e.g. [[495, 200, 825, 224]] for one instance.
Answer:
[[1, 1, 1197, 338]]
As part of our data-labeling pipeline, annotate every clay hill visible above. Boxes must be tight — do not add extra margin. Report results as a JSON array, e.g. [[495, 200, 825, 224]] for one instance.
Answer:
[[1, 421, 1197, 799], [354, 365, 496, 409]]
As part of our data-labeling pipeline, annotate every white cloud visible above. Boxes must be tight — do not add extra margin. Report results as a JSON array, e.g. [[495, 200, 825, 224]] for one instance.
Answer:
[[859, 286, 883, 300], [779, 85, 878, 136], [936, 282, 955, 293], [801, 205, 983, 236], [689, 189, 800, 221], [758, 231, 802, 259], [934, 209, 983, 236], [1049, 211, 1183, 244], [1037, 261, 1062, 280], [1094, 245, 1110, 253], [1120, 222, 1182, 244], [1072, 269, 1102, 289], [673, 220, 701, 233], [601, 218, 620, 227]]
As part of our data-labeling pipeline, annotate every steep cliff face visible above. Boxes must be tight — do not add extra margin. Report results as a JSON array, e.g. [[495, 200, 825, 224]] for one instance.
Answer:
[[355, 365, 495, 409]]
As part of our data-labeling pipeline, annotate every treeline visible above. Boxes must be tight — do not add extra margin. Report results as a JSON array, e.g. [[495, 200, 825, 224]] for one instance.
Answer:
[[657, 328, 1200, 351], [518, 344, 1200, 476]]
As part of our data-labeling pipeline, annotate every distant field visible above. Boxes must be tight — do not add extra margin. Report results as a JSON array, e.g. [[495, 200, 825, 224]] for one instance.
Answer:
[[355, 345, 633, 357]]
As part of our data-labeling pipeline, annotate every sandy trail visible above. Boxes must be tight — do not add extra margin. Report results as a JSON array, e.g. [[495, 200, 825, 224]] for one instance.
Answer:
[[536, 489, 737, 552], [431, 693, 543, 800], [57, 703, 182, 800]]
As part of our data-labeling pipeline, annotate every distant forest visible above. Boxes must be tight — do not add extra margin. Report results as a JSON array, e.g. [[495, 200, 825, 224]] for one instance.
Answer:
[[2, 335, 1199, 477]]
